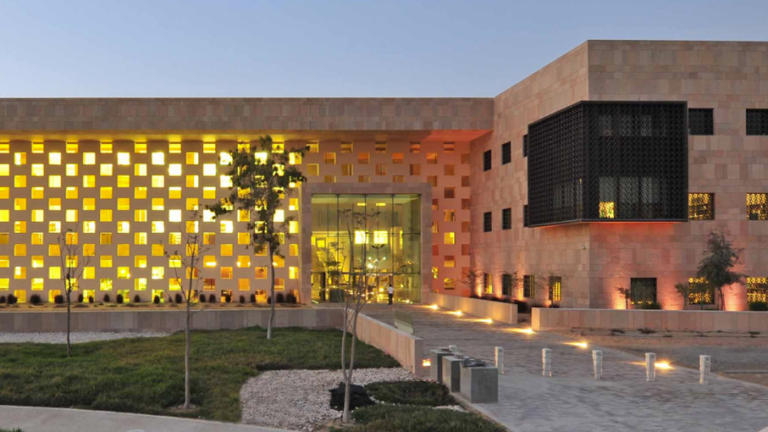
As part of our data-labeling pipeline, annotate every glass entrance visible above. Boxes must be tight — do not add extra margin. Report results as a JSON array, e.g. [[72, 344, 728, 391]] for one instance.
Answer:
[[310, 194, 421, 303]]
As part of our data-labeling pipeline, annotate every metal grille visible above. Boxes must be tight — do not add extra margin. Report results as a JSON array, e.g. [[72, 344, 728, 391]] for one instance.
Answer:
[[523, 275, 536, 298], [501, 142, 511, 165], [747, 109, 768, 136], [483, 273, 493, 294], [549, 276, 562, 302], [483, 211, 492, 232], [747, 193, 768, 220], [502, 208, 511, 230], [483, 150, 492, 171], [630, 278, 657, 305], [688, 277, 714, 305], [502, 273, 514, 296], [747, 277, 768, 304], [689, 193, 714, 220], [527, 102, 688, 227], [689, 109, 714, 135]]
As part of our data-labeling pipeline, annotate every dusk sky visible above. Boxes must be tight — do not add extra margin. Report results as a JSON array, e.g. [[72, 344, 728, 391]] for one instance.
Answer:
[[1, 0, 766, 97]]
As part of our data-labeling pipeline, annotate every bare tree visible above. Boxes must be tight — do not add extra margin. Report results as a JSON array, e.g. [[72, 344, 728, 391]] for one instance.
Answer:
[[616, 285, 630, 310], [338, 206, 384, 423], [164, 210, 214, 410], [460, 267, 483, 297], [57, 223, 91, 358], [209, 136, 306, 340]]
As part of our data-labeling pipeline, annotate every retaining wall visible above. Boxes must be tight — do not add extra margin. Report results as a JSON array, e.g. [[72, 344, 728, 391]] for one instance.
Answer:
[[352, 313, 426, 376], [532, 308, 768, 333], [428, 292, 518, 324]]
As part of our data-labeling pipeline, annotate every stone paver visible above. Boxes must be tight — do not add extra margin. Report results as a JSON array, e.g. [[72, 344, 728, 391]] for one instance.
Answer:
[[364, 305, 768, 432]]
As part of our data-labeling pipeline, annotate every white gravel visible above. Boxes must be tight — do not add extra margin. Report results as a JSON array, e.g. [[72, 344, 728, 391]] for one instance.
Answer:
[[240, 368, 417, 431], [0, 331, 169, 344]]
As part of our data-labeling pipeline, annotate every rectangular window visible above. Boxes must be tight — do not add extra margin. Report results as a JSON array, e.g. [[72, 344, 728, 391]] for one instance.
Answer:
[[135, 164, 147, 176], [444, 188, 455, 199], [426, 153, 438, 164], [523, 275, 536, 298], [483, 273, 493, 294], [375, 164, 386, 176], [688, 277, 714, 305], [501, 142, 511, 165], [746, 109, 768, 136], [630, 278, 657, 305], [375, 142, 387, 153], [502, 208, 512, 230], [523, 205, 529, 227], [688, 193, 714, 220], [483, 150, 492, 171], [549, 276, 562, 302], [483, 212, 492, 232], [502, 273, 514, 296], [746, 277, 768, 305], [340, 142, 353, 153], [203, 142, 216, 153], [689, 109, 714, 135], [392, 153, 404, 164], [358, 153, 370, 164], [409, 143, 421, 153], [341, 164, 353, 176], [324, 152, 336, 164], [410, 164, 421, 176], [747, 193, 768, 220], [523, 134, 528, 157]]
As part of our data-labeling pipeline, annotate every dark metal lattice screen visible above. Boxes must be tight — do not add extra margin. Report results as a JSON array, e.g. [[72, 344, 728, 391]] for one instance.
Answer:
[[527, 101, 688, 227], [688, 109, 714, 135], [523, 275, 536, 298], [630, 278, 657, 305], [747, 109, 768, 136]]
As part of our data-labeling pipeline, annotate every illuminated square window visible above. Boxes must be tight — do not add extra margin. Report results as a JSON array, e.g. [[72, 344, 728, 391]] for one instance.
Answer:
[[117, 152, 131, 165], [15, 266, 27, 279], [32, 187, 45, 199], [135, 187, 147, 199], [117, 267, 131, 279], [49, 152, 62, 165], [275, 278, 285, 290], [31, 232, 44, 245], [204, 256, 217, 268], [135, 164, 147, 176], [204, 232, 216, 245], [31, 209, 44, 222], [135, 255, 147, 268], [169, 209, 182, 222], [169, 187, 182, 199], [203, 164, 216, 176], [100, 256, 113, 268], [152, 221, 165, 233], [169, 256, 182, 268], [0, 187, 7, 200], [203, 142, 216, 154], [117, 244, 130, 256], [82, 221, 95, 233], [152, 267, 164, 279], [117, 175, 130, 188], [221, 244, 233, 256], [235, 255, 251, 268], [100, 164, 113, 176], [100, 278, 113, 291], [186, 220, 199, 233], [220, 220, 233, 233], [117, 221, 130, 233], [186, 152, 199, 165], [15, 175, 26, 188], [48, 244, 60, 256], [238, 278, 250, 291], [289, 152, 302, 165], [66, 142, 78, 153], [31, 255, 44, 267], [152, 244, 164, 256], [165, 232, 180, 245], [66, 186, 78, 199], [14, 198, 26, 210], [324, 153, 336, 164], [220, 175, 232, 188], [135, 278, 147, 290], [82, 175, 95, 188], [49, 175, 62, 188], [186, 175, 199, 188], [237, 232, 249, 245], [135, 142, 147, 153], [100, 232, 112, 244], [289, 244, 298, 256], [134, 209, 147, 222], [83, 244, 95, 256], [274, 209, 285, 222], [203, 187, 216, 200], [83, 152, 96, 165], [31, 164, 44, 176], [289, 266, 299, 280], [152, 175, 165, 188], [66, 209, 78, 222], [47, 221, 59, 233], [169, 142, 181, 154], [101, 187, 113, 199], [31, 278, 44, 290], [221, 267, 233, 279], [84, 267, 95, 279], [169, 163, 182, 176], [0, 210, 8, 222], [445, 255, 455, 268], [273, 255, 284, 268], [83, 198, 96, 211], [237, 209, 250, 222], [117, 198, 130, 211], [0, 164, 7, 176], [220, 151, 233, 165], [186, 198, 199, 211], [135, 232, 147, 245], [444, 232, 455, 245], [49, 267, 61, 280], [392, 153, 404, 164], [15, 152, 27, 165], [152, 152, 165, 165], [66, 164, 78, 176], [100, 209, 113, 222], [289, 221, 298, 233], [100, 142, 112, 153], [152, 198, 164, 211]]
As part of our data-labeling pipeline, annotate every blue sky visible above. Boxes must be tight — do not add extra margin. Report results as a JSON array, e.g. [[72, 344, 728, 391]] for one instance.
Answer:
[[0, 0, 766, 97]]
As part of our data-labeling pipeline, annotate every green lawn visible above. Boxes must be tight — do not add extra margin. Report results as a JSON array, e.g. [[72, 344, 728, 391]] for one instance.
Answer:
[[0, 327, 398, 422]]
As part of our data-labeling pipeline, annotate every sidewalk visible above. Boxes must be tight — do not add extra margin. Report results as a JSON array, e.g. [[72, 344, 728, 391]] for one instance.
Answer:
[[0, 406, 294, 432]]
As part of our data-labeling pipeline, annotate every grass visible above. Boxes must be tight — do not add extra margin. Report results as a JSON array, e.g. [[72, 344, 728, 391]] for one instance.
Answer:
[[348, 404, 507, 432], [0, 327, 398, 422], [365, 381, 455, 407]]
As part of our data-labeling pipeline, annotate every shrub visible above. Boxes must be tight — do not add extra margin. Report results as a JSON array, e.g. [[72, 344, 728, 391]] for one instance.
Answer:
[[352, 404, 506, 432], [239, 295, 245, 304], [224, 293, 232, 303], [365, 381, 454, 407], [638, 302, 662, 310], [208, 294, 216, 303], [0, 295, 6, 304], [749, 301, 768, 312], [639, 327, 656, 335], [54, 295, 64, 305], [329, 382, 374, 412], [276, 293, 285, 303], [267, 296, 272, 305], [286, 293, 297, 304], [103, 294, 111, 303], [175, 293, 183, 304], [88, 295, 94, 304], [249, 294, 256, 303], [30, 294, 42, 305], [116, 294, 124, 304], [133, 294, 141, 303], [512, 299, 529, 313], [153, 295, 160, 304], [77, 294, 84, 303], [469, 292, 480, 299], [549, 303, 561, 308], [199, 294, 207, 303], [8, 294, 18, 305]]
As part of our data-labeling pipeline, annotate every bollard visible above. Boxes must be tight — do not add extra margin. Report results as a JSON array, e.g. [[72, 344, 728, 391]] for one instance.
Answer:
[[592, 350, 603, 380], [495, 347, 504, 375], [645, 352, 656, 382], [542, 348, 552, 377], [448, 345, 458, 354], [699, 355, 711, 384]]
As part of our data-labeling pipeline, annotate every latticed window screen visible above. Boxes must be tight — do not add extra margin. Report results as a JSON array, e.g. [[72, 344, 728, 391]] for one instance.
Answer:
[[747, 193, 768, 220], [523, 275, 536, 298], [549, 276, 562, 302], [747, 277, 768, 304], [501, 142, 511, 165], [483, 273, 493, 294], [522, 135, 528, 157], [502, 273, 514, 296], [483, 212, 492, 232], [688, 277, 714, 305], [688, 193, 714, 220], [746, 109, 768, 136], [483, 150, 492, 171], [630, 278, 657, 305], [527, 102, 688, 227], [502, 208, 512, 230], [688, 109, 714, 135]]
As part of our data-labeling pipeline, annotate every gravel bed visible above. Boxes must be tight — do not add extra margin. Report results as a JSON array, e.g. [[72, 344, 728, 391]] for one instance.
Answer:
[[0, 331, 169, 344], [240, 368, 417, 431]]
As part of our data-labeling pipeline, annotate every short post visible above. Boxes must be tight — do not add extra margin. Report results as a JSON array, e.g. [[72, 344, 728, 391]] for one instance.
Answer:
[[495, 346, 504, 375], [645, 352, 656, 382], [542, 348, 552, 377], [592, 350, 603, 380], [699, 355, 711, 385], [448, 345, 458, 354]]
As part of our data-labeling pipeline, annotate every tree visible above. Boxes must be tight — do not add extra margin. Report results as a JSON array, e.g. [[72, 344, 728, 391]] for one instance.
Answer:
[[164, 210, 214, 410], [674, 282, 690, 310], [460, 267, 483, 297], [616, 285, 630, 310], [209, 136, 306, 340], [697, 229, 743, 311], [337, 206, 385, 423], [57, 223, 91, 358]]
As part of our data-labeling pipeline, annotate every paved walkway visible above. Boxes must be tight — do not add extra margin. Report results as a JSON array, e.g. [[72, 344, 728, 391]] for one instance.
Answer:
[[365, 305, 768, 432], [0, 405, 293, 432]]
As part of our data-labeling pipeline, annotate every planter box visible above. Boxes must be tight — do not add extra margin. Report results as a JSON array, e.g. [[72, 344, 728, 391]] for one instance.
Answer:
[[459, 364, 498, 403]]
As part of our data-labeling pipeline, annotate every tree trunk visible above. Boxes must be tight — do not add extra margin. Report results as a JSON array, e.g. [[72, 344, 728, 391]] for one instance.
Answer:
[[66, 287, 71, 358], [340, 308, 349, 422], [343, 310, 359, 423], [184, 297, 191, 409], [267, 243, 275, 340]]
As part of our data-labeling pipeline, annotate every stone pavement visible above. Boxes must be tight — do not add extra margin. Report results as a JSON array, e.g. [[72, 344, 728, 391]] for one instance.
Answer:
[[0, 405, 293, 432], [364, 305, 768, 432]]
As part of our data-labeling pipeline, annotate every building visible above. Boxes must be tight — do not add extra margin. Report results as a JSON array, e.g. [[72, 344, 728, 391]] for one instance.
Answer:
[[1, 40, 767, 310]]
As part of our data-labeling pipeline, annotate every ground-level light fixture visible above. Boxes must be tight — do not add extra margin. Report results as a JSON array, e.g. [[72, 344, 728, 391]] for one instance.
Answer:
[[564, 341, 589, 349], [510, 327, 535, 335]]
